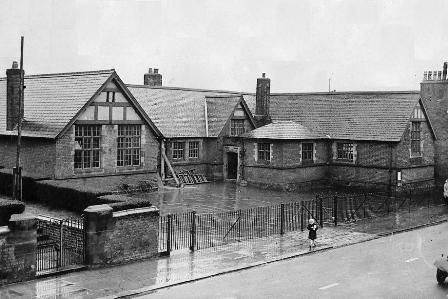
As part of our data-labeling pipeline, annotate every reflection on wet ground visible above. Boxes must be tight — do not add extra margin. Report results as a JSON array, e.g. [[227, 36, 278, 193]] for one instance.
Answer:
[[135, 182, 321, 215], [0, 227, 374, 299]]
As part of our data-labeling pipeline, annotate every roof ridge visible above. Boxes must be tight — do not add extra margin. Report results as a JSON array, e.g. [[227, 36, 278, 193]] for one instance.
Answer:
[[127, 84, 252, 95], [271, 90, 420, 96], [0, 69, 115, 81]]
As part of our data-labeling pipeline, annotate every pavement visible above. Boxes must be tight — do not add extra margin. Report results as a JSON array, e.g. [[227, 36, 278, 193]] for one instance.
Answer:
[[0, 226, 374, 299], [139, 222, 448, 299]]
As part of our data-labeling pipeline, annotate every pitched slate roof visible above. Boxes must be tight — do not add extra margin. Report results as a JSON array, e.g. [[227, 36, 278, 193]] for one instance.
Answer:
[[127, 85, 253, 138], [0, 69, 115, 138], [243, 91, 422, 142], [241, 121, 324, 140]]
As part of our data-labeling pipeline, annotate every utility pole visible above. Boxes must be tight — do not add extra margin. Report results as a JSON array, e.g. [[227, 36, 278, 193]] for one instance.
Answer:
[[13, 36, 24, 202]]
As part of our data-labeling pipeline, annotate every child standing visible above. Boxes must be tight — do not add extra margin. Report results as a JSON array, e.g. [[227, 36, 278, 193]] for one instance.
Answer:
[[307, 218, 318, 250]]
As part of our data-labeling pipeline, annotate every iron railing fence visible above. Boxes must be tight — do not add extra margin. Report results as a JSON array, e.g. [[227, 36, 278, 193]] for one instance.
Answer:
[[36, 215, 85, 275]]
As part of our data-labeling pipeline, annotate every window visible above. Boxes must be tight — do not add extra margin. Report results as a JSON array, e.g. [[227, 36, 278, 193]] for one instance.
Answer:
[[411, 122, 421, 156], [189, 141, 199, 159], [336, 142, 354, 161], [172, 142, 185, 160], [74, 125, 101, 169], [230, 119, 245, 136], [302, 143, 314, 162], [106, 91, 116, 103], [117, 125, 141, 167], [257, 143, 271, 162]]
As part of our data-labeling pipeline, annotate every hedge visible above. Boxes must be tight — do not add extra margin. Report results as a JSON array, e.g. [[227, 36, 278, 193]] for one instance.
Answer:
[[0, 198, 25, 226], [0, 171, 153, 213]]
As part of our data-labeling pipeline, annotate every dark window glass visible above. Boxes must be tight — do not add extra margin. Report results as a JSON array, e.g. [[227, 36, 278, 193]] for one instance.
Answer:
[[230, 119, 245, 136], [411, 122, 421, 156], [117, 125, 141, 166], [189, 141, 200, 159], [74, 125, 101, 169], [258, 143, 271, 162], [172, 142, 185, 160], [336, 142, 354, 161], [302, 143, 314, 162]]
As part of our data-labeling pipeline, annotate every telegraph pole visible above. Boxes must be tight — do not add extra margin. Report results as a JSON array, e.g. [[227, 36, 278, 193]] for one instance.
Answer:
[[13, 36, 24, 201]]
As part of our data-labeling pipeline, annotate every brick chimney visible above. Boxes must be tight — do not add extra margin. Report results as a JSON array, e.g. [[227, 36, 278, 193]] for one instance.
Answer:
[[420, 61, 448, 182], [144, 67, 162, 86], [254, 73, 271, 126], [6, 61, 24, 131]]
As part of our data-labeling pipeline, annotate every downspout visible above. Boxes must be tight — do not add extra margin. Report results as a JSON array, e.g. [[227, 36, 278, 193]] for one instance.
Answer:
[[204, 98, 209, 137]]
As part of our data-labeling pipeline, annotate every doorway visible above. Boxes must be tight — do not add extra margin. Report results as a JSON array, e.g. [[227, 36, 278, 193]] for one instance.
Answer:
[[226, 152, 238, 180]]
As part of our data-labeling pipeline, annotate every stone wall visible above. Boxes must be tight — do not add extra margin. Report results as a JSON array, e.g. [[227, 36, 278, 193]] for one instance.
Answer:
[[84, 205, 159, 267], [0, 136, 55, 179], [55, 124, 159, 179], [0, 215, 37, 286]]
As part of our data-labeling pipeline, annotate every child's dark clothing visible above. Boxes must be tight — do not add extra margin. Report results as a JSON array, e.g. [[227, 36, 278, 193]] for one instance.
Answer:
[[307, 223, 318, 240]]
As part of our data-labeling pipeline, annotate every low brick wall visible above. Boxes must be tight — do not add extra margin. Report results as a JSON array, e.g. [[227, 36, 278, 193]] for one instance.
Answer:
[[104, 208, 159, 263], [84, 205, 160, 267]]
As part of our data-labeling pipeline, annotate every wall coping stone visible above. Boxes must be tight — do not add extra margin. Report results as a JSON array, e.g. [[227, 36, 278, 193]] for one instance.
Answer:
[[0, 226, 10, 236], [113, 206, 159, 218], [84, 204, 113, 215], [8, 214, 37, 231]]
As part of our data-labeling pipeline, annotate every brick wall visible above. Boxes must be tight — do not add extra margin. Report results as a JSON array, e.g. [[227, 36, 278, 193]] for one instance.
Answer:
[[241, 136, 435, 190], [84, 205, 159, 266], [55, 124, 159, 179], [421, 81, 448, 182], [0, 216, 37, 286], [0, 136, 55, 179]]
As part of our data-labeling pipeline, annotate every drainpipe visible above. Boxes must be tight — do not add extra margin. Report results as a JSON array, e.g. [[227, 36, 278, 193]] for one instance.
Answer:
[[388, 143, 393, 196], [204, 98, 209, 137]]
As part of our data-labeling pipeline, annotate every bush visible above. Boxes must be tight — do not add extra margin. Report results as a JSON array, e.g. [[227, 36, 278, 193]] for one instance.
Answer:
[[0, 198, 25, 226]]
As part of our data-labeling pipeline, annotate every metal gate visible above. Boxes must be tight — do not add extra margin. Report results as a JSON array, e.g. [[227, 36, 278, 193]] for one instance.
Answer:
[[36, 215, 85, 275]]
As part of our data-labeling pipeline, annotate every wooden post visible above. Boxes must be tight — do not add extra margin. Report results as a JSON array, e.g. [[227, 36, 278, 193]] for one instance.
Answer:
[[161, 140, 166, 180], [13, 37, 24, 202], [161, 151, 180, 187], [300, 202, 304, 231]]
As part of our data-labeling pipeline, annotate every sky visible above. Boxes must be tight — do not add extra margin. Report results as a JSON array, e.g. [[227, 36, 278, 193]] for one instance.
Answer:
[[1, 0, 448, 93]]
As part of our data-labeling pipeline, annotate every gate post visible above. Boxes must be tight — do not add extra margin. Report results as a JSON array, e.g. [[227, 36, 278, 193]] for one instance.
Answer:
[[167, 214, 173, 254], [190, 211, 196, 252], [280, 204, 285, 235], [333, 196, 338, 226], [58, 219, 63, 268]]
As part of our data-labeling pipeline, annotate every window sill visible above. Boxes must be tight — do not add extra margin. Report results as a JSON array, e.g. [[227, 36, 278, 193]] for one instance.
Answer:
[[74, 168, 103, 174]]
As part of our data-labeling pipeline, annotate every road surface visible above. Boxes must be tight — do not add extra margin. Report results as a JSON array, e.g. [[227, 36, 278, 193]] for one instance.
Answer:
[[138, 222, 448, 298]]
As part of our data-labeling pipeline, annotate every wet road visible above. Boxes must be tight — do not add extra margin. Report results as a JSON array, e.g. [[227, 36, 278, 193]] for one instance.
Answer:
[[139, 222, 448, 299]]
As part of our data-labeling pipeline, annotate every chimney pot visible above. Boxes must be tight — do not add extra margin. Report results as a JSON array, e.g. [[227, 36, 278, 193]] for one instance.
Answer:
[[148, 68, 153, 73], [262, 73, 266, 78], [12, 61, 18, 69], [154, 68, 159, 74]]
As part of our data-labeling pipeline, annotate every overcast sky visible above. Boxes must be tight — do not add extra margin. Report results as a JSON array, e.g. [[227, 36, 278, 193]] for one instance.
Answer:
[[1, 0, 447, 93]]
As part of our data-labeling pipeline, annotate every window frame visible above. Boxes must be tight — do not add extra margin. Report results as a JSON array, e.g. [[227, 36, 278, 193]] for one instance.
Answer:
[[230, 119, 245, 136], [301, 142, 314, 163], [410, 121, 422, 157], [172, 141, 185, 160], [336, 142, 354, 162], [188, 141, 200, 159], [74, 125, 102, 170], [257, 143, 271, 163], [117, 124, 141, 167]]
